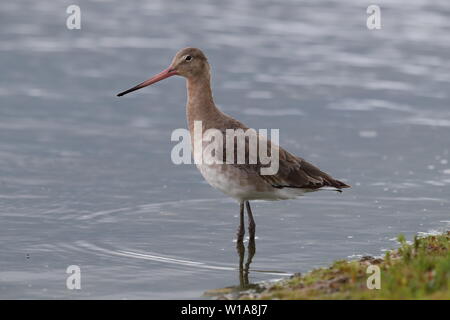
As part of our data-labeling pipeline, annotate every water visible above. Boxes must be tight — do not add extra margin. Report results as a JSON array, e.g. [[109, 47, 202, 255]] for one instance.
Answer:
[[1, 0, 449, 299]]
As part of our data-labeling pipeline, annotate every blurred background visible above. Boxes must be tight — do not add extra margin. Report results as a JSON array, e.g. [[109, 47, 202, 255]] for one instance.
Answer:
[[0, 0, 449, 299]]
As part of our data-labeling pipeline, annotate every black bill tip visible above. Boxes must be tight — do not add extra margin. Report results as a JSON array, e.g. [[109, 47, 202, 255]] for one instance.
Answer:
[[116, 88, 135, 97]]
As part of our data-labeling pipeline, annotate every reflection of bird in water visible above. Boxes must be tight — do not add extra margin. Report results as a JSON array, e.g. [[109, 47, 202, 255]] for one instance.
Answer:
[[236, 236, 256, 289], [118, 47, 350, 242]]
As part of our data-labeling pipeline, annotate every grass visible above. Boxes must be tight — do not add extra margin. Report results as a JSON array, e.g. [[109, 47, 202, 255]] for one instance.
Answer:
[[237, 231, 450, 299]]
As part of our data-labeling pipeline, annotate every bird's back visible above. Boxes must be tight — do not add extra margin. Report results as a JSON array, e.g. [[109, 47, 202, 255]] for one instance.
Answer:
[[195, 111, 349, 201]]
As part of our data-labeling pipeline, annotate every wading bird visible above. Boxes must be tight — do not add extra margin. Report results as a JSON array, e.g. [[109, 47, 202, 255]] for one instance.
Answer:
[[117, 48, 349, 243]]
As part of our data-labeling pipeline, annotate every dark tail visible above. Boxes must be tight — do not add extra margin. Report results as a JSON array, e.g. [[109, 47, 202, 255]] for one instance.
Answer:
[[329, 178, 350, 189]]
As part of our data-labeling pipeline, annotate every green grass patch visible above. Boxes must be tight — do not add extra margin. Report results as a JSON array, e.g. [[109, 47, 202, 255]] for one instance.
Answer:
[[241, 231, 450, 300]]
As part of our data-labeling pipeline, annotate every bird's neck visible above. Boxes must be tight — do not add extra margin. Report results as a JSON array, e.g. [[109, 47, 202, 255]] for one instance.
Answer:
[[186, 74, 220, 133]]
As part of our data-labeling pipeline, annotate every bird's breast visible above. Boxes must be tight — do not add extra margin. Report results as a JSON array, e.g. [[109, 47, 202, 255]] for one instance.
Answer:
[[195, 163, 305, 202]]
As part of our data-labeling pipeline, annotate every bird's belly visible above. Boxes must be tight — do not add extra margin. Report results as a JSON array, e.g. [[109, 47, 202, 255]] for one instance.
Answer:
[[196, 163, 306, 202]]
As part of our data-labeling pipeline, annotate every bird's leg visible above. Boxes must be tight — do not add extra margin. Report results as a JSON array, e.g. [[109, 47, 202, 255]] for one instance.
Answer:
[[236, 202, 245, 243], [245, 201, 256, 240]]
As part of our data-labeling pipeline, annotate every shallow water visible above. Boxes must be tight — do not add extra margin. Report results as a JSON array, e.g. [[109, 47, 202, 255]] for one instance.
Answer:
[[1, 0, 449, 299]]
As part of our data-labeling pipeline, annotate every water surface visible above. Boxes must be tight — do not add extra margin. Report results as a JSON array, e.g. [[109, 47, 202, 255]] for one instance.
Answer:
[[1, 0, 449, 299]]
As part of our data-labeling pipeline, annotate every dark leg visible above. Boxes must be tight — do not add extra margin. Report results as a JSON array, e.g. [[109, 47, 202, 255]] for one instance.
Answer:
[[245, 201, 256, 240], [236, 202, 245, 243]]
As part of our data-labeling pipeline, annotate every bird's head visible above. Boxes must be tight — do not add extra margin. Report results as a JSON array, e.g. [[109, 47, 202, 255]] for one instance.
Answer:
[[117, 47, 210, 97]]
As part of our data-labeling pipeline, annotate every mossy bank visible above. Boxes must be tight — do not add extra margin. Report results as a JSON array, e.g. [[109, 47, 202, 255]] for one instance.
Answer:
[[208, 231, 450, 300]]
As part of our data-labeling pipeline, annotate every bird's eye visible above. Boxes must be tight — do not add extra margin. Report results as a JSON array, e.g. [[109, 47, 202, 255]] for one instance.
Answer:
[[185, 55, 192, 61]]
